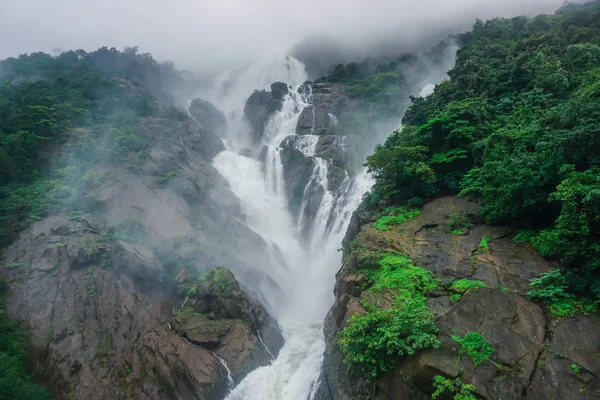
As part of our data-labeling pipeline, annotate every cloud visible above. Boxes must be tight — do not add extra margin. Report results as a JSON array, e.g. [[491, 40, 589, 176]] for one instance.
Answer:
[[1, 0, 564, 75]]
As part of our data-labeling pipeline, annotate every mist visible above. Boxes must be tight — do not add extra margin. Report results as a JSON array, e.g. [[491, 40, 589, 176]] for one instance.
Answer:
[[2, 0, 564, 77]]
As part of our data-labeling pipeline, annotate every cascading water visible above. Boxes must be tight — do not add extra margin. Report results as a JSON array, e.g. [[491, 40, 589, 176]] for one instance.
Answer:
[[197, 56, 373, 399], [185, 44, 460, 397]]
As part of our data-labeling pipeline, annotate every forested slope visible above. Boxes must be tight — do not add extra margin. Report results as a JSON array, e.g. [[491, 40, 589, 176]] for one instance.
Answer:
[[365, 0, 600, 305]]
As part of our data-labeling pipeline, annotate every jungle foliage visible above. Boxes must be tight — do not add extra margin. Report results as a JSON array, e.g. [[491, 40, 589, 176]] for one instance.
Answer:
[[365, 1, 600, 301], [0, 47, 187, 247]]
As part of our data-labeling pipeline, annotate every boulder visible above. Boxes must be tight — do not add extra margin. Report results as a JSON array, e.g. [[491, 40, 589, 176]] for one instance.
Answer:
[[244, 84, 289, 143], [172, 267, 285, 383], [270, 82, 289, 98], [188, 98, 228, 136]]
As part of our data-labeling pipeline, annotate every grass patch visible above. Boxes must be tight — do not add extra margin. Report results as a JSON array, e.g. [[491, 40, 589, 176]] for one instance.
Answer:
[[372, 207, 420, 231], [364, 253, 439, 296], [452, 332, 494, 366], [450, 278, 486, 294]]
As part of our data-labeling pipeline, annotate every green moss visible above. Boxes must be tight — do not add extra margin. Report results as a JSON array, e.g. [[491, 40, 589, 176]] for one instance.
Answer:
[[571, 363, 581, 373], [496, 284, 509, 292], [372, 207, 420, 231], [452, 332, 494, 366], [450, 279, 486, 294], [476, 235, 492, 253], [9, 263, 24, 270], [450, 294, 463, 304]]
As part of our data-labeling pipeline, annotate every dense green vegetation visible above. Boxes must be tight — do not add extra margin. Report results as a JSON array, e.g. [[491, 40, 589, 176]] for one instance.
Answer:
[[365, 1, 600, 302], [0, 47, 190, 398], [0, 282, 52, 399], [452, 332, 494, 367], [0, 47, 187, 247], [432, 376, 477, 400], [338, 247, 440, 380]]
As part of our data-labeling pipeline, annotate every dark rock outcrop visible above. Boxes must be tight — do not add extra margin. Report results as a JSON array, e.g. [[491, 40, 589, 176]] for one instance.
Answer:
[[188, 98, 228, 136], [172, 267, 284, 383], [320, 196, 600, 400], [1, 217, 283, 399], [296, 82, 347, 136], [244, 82, 290, 143]]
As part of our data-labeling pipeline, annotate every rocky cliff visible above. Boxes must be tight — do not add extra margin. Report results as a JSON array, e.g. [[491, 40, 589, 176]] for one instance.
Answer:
[[0, 95, 284, 399], [319, 197, 600, 400]]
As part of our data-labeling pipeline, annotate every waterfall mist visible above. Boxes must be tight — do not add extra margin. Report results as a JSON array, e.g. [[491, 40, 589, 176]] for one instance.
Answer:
[[182, 52, 453, 398]]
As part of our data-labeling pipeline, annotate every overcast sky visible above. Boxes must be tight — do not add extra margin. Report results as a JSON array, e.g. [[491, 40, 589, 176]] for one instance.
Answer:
[[1, 0, 565, 75]]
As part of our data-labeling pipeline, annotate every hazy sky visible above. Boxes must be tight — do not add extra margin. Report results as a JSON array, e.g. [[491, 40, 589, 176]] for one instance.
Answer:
[[1, 0, 565, 74]]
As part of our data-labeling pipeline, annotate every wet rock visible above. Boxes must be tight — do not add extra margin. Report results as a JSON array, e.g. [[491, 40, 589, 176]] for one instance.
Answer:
[[270, 82, 289, 98], [296, 106, 315, 135], [188, 97, 228, 136], [172, 267, 284, 383], [110, 240, 164, 283], [279, 147, 317, 220], [244, 85, 287, 142]]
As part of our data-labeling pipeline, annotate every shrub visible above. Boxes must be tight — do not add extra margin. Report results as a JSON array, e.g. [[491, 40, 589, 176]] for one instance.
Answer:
[[339, 252, 440, 380], [452, 332, 494, 366], [0, 288, 52, 399], [476, 235, 492, 253], [365, 253, 439, 296], [450, 279, 486, 294], [432, 376, 477, 400], [339, 295, 440, 380], [446, 213, 474, 236]]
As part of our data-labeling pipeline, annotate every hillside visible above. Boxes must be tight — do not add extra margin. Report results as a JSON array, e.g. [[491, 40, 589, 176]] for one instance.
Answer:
[[320, 1, 600, 399]]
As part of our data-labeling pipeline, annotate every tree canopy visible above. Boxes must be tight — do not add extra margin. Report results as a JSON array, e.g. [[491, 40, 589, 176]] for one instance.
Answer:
[[366, 0, 600, 299]]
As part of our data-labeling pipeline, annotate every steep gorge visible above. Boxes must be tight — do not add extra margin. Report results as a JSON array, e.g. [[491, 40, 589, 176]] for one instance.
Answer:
[[3, 3, 600, 397]]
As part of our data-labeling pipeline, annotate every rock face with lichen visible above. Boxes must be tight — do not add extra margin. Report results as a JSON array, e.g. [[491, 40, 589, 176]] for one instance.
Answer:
[[319, 196, 600, 400]]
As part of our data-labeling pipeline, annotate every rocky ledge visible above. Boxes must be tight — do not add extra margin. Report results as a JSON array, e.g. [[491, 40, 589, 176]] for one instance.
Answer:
[[319, 196, 600, 400]]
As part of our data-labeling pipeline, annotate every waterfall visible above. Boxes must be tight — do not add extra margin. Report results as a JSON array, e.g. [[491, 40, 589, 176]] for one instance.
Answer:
[[196, 56, 373, 400]]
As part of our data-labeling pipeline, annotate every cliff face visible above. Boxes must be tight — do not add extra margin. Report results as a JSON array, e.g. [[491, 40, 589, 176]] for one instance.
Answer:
[[0, 96, 284, 399], [320, 197, 600, 400]]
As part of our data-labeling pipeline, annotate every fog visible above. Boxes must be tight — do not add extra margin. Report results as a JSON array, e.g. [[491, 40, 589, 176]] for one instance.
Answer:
[[2, 0, 564, 76]]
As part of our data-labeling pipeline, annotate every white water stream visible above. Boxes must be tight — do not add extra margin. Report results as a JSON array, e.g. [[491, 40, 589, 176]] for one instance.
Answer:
[[192, 54, 442, 399], [191, 56, 372, 400]]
